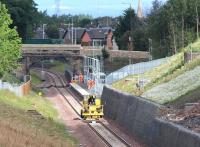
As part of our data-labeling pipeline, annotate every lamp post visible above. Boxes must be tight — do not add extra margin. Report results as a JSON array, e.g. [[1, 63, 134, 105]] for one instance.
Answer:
[[122, 0, 134, 64], [42, 24, 47, 39]]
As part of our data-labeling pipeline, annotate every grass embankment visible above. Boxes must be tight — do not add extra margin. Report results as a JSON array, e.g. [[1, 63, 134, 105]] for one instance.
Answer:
[[142, 64, 200, 104], [184, 39, 200, 52], [112, 39, 200, 104], [0, 90, 77, 146], [112, 53, 184, 96]]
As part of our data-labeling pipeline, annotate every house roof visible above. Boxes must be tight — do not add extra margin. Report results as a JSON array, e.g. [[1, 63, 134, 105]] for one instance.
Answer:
[[63, 28, 85, 40], [85, 28, 112, 39]]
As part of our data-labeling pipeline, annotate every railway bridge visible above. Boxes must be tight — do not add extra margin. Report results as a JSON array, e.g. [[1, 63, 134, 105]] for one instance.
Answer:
[[22, 44, 150, 59], [22, 44, 150, 74]]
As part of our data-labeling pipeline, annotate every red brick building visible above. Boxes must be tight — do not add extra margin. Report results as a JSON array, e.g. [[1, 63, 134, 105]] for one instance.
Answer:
[[81, 28, 113, 49]]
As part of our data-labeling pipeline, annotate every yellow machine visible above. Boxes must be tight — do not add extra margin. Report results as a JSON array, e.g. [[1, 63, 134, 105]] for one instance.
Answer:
[[80, 95, 103, 120]]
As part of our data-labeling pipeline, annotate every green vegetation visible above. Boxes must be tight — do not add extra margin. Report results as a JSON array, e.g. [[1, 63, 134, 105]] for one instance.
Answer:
[[1, 0, 40, 40], [0, 3, 21, 77], [142, 65, 200, 104], [49, 61, 67, 73], [184, 39, 200, 52], [114, 8, 148, 51], [0, 90, 77, 146], [0, 103, 77, 146], [112, 40, 200, 104], [102, 48, 110, 59], [0, 90, 57, 119], [46, 24, 59, 39], [114, 0, 200, 58], [147, 0, 200, 58], [2, 73, 21, 84], [113, 53, 184, 95], [30, 71, 43, 86]]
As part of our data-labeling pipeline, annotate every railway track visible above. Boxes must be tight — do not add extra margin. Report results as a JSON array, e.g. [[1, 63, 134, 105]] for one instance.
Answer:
[[34, 69, 131, 147]]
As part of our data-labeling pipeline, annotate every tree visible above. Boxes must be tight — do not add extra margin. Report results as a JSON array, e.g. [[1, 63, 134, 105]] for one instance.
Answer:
[[102, 48, 110, 59], [146, 0, 200, 58], [46, 25, 59, 39], [79, 18, 91, 27], [0, 3, 21, 77], [195, 0, 199, 39], [114, 8, 140, 50], [1, 0, 40, 41]]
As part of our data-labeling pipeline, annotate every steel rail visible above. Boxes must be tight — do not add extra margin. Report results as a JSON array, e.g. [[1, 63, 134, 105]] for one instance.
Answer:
[[34, 69, 130, 147]]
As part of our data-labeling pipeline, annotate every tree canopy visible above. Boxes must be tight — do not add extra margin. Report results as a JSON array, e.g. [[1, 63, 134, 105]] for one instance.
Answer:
[[0, 0, 41, 41], [46, 25, 59, 39], [147, 0, 200, 58], [113, 0, 200, 58], [0, 3, 21, 77], [114, 8, 148, 51]]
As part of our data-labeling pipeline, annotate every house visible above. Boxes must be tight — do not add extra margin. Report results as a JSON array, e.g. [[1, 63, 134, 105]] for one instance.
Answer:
[[62, 28, 85, 44], [81, 28, 113, 49], [63, 27, 114, 49]]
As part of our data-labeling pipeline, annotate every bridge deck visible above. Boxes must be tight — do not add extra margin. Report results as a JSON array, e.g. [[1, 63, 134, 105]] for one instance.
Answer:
[[22, 44, 150, 59]]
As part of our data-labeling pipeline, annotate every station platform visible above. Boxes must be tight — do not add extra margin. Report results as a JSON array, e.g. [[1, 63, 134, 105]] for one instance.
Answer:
[[69, 83, 90, 99]]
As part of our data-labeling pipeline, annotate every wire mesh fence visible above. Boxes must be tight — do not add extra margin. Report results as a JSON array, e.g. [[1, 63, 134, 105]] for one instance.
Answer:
[[105, 57, 168, 84]]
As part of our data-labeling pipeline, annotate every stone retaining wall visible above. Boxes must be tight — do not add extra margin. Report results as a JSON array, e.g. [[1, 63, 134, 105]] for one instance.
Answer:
[[109, 50, 150, 59], [80, 48, 150, 60], [102, 86, 200, 147]]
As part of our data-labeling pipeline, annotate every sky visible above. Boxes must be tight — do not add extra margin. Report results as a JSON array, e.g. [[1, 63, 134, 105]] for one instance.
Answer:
[[34, 0, 167, 17]]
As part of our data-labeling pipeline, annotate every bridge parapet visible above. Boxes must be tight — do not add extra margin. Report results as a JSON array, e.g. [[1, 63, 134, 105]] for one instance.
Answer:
[[22, 44, 81, 57], [22, 44, 81, 51], [21, 44, 150, 60]]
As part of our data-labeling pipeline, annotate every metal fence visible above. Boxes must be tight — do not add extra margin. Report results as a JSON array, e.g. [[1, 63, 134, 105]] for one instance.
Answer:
[[105, 57, 168, 84]]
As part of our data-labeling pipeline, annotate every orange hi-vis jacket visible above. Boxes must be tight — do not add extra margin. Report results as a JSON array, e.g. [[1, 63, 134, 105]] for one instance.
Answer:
[[87, 80, 95, 89], [79, 74, 84, 83]]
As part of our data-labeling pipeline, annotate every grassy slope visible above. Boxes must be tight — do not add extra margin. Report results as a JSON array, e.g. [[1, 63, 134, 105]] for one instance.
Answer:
[[184, 39, 200, 52], [0, 90, 77, 146], [142, 65, 200, 104], [112, 39, 200, 104], [112, 53, 184, 95], [0, 90, 57, 119]]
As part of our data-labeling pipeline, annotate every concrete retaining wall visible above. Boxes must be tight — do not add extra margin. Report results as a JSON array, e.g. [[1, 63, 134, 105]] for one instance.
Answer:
[[101, 86, 161, 145], [153, 118, 200, 147], [102, 86, 200, 147]]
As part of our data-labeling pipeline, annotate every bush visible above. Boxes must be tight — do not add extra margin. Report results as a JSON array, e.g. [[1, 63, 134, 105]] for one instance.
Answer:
[[102, 48, 110, 59]]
